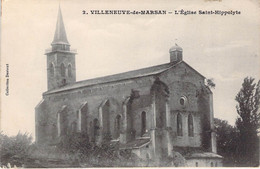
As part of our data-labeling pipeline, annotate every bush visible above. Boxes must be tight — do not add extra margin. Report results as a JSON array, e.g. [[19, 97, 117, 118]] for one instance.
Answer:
[[0, 131, 32, 166], [56, 133, 148, 167]]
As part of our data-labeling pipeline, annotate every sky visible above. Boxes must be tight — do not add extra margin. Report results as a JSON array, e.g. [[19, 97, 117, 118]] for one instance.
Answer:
[[1, 0, 260, 139]]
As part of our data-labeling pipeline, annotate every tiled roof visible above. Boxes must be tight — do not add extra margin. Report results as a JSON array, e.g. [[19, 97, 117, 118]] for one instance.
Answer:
[[44, 61, 205, 95], [119, 138, 151, 150], [169, 43, 183, 52], [173, 146, 223, 159], [44, 61, 179, 95], [186, 152, 223, 159]]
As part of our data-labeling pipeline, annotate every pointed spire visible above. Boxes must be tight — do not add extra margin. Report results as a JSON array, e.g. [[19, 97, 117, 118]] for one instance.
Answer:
[[52, 5, 69, 45]]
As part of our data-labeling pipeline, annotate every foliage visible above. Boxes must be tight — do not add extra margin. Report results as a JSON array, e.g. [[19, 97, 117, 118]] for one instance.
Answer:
[[0, 131, 32, 166], [0, 131, 155, 167], [235, 77, 260, 166], [56, 133, 139, 167], [206, 78, 216, 89], [214, 118, 239, 166], [58, 133, 91, 154]]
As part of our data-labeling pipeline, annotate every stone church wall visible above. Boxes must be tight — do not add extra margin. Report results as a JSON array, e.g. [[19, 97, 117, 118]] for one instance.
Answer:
[[37, 62, 210, 150], [158, 63, 205, 148], [35, 7, 221, 165], [186, 158, 223, 167], [38, 75, 155, 143]]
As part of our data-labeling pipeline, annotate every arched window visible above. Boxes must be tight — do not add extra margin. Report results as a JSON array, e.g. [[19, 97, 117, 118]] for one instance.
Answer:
[[188, 114, 194, 137], [177, 113, 183, 136], [89, 121, 93, 141], [58, 111, 68, 136], [170, 51, 177, 61], [114, 115, 121, 138], [210, 162, 214, 167], [57, 113, 61, 137], [68, 64, 72, 77], [71, 121, 77, 133], [180, 96, 187, 106], [49, 63, 54, 77], [93, 118, 100, 138], [51, 123, 56, 139], [60, 63, 65, 77], [177, 51, 182, 59], [77, 111, 82, 132], [62, 79, 66, 85], [141, 111, 146, 136], [195, 162, 198, 167], [146, 153, 150, 160]]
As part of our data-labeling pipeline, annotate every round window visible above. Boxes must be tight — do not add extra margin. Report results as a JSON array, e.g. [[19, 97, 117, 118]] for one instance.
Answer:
[[179, 96, 187, 106]]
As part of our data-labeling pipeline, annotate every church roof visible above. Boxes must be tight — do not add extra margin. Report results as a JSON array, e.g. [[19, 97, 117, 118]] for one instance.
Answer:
[[185, 152, 223, 159], [119, 138, 151, 150], [173, 146, 223, 159], [169, 43, 183, 52], [52, 6, 69, 45], [44, 61, 205, 95]]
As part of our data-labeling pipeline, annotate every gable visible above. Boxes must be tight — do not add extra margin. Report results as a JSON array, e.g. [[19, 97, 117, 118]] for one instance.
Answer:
[[171, 61, 205, 79], [159, 61, 205, 85]]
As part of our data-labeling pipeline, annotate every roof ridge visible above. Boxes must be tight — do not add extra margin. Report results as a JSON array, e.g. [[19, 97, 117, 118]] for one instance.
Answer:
[[75, 62, 172, 84], [44, 61, 182, 95]]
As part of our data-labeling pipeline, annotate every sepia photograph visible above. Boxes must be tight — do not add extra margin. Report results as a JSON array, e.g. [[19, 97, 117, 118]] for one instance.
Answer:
[[1, 0, 259, 167]]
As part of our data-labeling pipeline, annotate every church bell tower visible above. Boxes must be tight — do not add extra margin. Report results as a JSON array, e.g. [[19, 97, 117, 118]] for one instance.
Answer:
[[45, 6, 76, 90], [169, 43, 183, 63]]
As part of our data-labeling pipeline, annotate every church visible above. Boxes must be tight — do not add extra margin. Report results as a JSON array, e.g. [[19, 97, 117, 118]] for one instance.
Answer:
[[35, 7, 223, 167]]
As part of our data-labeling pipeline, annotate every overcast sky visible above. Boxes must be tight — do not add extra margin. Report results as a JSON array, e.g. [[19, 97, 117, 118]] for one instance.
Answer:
[[1, 0, 260, 139]]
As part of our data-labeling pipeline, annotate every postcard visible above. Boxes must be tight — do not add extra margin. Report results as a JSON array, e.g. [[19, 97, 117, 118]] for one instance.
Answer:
[[1, 0, 259, 167]]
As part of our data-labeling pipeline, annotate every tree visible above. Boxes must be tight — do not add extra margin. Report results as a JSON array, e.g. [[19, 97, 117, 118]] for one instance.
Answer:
[[0, 131, 32, 166], [235, 77, 260, 166], [214, 118, 239, 166], [206, 78, 216, 89]]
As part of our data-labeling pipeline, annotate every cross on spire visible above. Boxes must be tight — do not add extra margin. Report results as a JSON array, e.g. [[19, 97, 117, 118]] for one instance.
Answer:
[[175, 38, 178, 46]]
